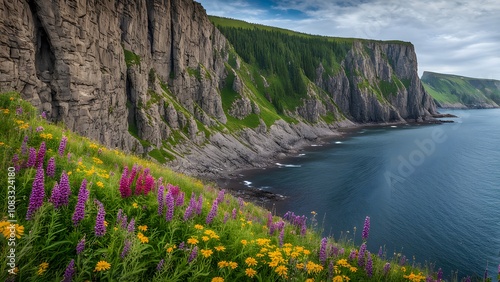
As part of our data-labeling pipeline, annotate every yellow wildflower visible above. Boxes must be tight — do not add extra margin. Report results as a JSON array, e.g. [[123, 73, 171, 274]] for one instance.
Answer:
[[275, 265, 288, 278], [306, 279, 315, 282], [15, 120, 24, 124], [228, 261, 238, 269], [3, 109, 9, 114], [9, 97, 14, 101], [194, 224, 204, 230], [202, 236, 210, 242], [245, 268, 257, 278], [296, 263, 304, 269], [96, 181, 104, 188], [306, 261, 324, 274], [113, 227, 118, 231], [200, 249, 213, 258], [138, 225, 148, 232], [37, 262, 49, 275], [92, 157, 103, 165], [187, 237, 199, 245], [241, 239, 248, 245], [218, 261, 229, 268], [89, 143, 99, 149], [214, 245, 226, 252], [401, 266, 407, 273], [303, 249, 311, 255], [349, 266, 357, 272], [103, 221, 108, 227], [132, 203, 139, 208], [67, 171, 72, 175], [333, 275, 343, 282], [167, 247, 174, 253], [211, 277, 224, 282], [137, 232, 149, 243], [0, 222, 24, 239], [19, 123, 29, 129], [256, 238, 271, 246], [245, 257, 258, 267], [94, 261, 111, 272], [403, 272, 426, 282]]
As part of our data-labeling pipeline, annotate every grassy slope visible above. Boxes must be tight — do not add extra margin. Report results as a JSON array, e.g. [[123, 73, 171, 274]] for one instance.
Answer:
[[421, 71, 500, 107], [0, 92, 444, 281]]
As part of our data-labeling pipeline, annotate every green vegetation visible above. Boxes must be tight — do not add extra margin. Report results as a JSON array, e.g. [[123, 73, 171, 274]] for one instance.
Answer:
[[421, 71, 500, 107], [0, 92, 475, 281], [123, 48, 141, 68]]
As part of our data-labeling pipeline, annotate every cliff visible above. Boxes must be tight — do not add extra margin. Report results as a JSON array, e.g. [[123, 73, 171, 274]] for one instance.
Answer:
[[421, 71, 500, 109], [0, 0, 436, 178]]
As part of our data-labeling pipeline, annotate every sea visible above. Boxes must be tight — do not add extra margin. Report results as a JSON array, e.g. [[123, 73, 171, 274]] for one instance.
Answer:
[[236, 109, 500, 279]]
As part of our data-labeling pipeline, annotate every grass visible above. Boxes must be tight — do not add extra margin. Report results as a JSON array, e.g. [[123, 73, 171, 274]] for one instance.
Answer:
[[0, 92, 484, 281], [123, 48, 141, 68]]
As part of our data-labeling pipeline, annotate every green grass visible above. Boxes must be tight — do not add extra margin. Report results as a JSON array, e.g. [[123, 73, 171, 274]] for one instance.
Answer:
[[123, 48, 141, 68], [0, 93, 468, 281]]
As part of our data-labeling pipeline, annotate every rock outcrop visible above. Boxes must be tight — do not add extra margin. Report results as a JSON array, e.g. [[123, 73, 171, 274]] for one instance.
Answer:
[[0, 0, 437, 178]]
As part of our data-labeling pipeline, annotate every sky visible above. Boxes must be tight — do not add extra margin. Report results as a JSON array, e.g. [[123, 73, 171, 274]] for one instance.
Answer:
[[197, 0, 500, 80]]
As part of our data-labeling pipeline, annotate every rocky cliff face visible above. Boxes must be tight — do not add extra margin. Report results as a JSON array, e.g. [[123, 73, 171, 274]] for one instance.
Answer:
[[0, 0, 436, 178]]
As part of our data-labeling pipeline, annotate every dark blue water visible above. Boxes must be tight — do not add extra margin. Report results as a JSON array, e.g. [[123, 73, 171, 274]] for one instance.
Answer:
[[243, 109, 500, 278]]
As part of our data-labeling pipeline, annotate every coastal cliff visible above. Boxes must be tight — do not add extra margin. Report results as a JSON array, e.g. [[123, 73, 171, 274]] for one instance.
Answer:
[[0, 0, 436, 177]]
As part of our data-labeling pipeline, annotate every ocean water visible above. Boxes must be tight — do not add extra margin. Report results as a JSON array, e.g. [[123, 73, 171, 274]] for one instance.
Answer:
[[241, 109, 500, 278]]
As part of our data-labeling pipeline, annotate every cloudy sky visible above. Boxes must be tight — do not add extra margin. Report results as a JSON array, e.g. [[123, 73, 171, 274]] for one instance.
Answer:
[[198, 0, 500, 80]]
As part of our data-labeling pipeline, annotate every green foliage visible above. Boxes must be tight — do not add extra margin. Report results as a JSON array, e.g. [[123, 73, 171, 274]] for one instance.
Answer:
[[123, 48, 141, 68], [187, 67, 202, 80]]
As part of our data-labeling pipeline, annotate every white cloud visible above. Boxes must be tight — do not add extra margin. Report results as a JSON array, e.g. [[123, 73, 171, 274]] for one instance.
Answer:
[[198, 0, 500, 79]]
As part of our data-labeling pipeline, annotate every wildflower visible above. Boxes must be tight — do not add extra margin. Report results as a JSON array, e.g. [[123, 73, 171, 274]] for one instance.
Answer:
[[76, 236, 86, 254], [206, 199, 218, 225], [333, 275, 343, 282], [26, 165, 45, 220], [157, 185, 165, 216], [319, 237, 328, 264], [165, 190, 174, 222], [58, 136, 68, 156], [178, 242, 185, 250], [196, 194, 203, 215], [229, 261, 238, 269], [279, 227, 285, 247], [241, 239, 248, 245], [365, 251, 373, 277], [218, 261, 229, 268], [400, 255, 407, 266], [16, 106, 23, 115], [121, 240, 131, 259], [132, 202, 139, 209], [49, 182, 62, 208], [215, 246, 226, 252], [62, 259, 75, 282], [357, 243, 366, 268], [232, 208, 237, 219], [94, 200, 106, 237], [211, 277, 224, 282], [57, 172, 71, 207], [194, 224, 204, 230], [138, 225, 148, 232], [188, 246, 198, 263], [37, 262, 49, 275], [26, 147, 37, 168], [127, 218, 135, 233], [35, 142, 46, 167], [362, 216, 370, 241], [36, 126, 44, 132], [72, 180, 89, 226], [183, 193, 196, 221], [275, 265, 288, 278], [201, 249, 213, 258], [245, 257, 258, 267], [21, 135, 28, 155], [156, 259, 165, 271], [401, 266, 407, 273], [94, 261, 111, 272], [202, 236, 209, 242], [0, 222, 24, 239], [176, 191, 185, 206], [41, 111, 47, 119], [245, 268, 257, 278], [47, 157, 56, 177], [187, 237, 199, 245], [378, 246, 383, 258], [119, 167, 131, 198]]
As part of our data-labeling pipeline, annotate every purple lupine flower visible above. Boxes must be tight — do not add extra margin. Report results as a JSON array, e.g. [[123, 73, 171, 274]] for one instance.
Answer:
[[358, 243, 367, 268], [157, 185, 165, 216], [362, 216, 370, 241], [278, 227, 285, 247], [328, 261, 334, 277], [267, 212, 273, 228], [16, 107, 23, 115], [426, 276, 433, 282], [319, 237, 328, 264], [21, 135, 28, 155], [188, 246, 198, 263], [119, 167, 131, 198], [339, 248, 345, 256], [269, 222, 276, 235], [26, 165, 45, 220], [121, 239, 131, 259], [165, 190, 174, 222], [223, 212, 229, 224], [117, 209, 123, 223], [11, 154, 20, 172], [348, 249, 356, 261], [183, 193, 196, 221], [178, 242, 185, 250], [128, 164, 139, 190], [365, 251, 373, 277], [156, 259, 165, 271], [216, 189, 225, 204], [120, 214, 128, 229], [36, 126, 44, 132], [196, 195, 203, 215], [62, 259, 75, 282], [76, 237, 86, 255], [35, 141, 46, 167], [58, 136, 68, 157], [176, 191, 185, 207], [484, 267, 488, 281], [41, 111, 47, 119], [49, 182, 61, 208], [127, 218, 135, 233], [437, 268, 443, 281], [58, 171, 71, 207], [72, 179, 89, 226], [232, 208, 237, 219], [205, 199, 218, 225], [238, 197, 244, 210], [399, 255, 406, 266], [300, 222, 307, 236], [47, 157, 56, 177], [26, 147, 37, 168], [144, 174, 155, 195], [378, 246, 383, 258], [94, 200, 106, 237], [383, 262, 390, 275]]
